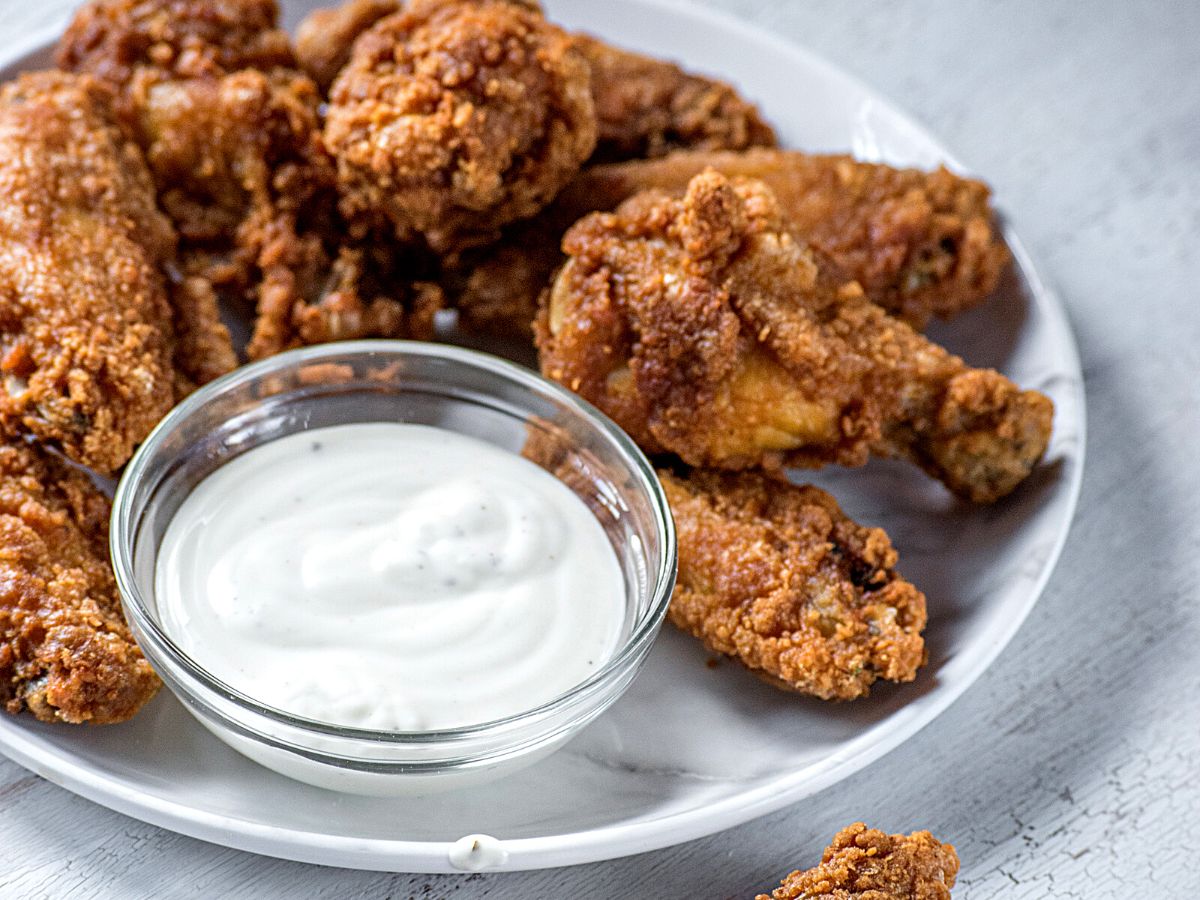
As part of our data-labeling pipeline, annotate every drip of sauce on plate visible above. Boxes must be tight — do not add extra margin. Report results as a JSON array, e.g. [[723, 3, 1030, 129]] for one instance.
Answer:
[[449, 834, 509, 871], [155, 423, 626, 731]]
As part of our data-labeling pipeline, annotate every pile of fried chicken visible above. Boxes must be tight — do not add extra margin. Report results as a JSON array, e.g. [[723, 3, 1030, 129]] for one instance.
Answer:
[[0, 0, 1051, 761]]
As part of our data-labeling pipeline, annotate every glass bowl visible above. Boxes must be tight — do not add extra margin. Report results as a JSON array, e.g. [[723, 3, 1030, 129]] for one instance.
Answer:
[[111, 341, 676, 796]]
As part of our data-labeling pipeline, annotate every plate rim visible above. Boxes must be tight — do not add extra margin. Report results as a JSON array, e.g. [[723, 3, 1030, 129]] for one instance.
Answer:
[[0, 0, 1086, 873]]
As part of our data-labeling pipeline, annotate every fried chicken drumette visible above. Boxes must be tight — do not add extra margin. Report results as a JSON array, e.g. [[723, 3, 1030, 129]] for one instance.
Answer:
[[294, 0, 773, 161], [55, 0, 296, 102], [566, 149, 1010, 327], [58, 0, 442, 360], [324, 0, 597, 255], [571, 34, 776, 163], [141, 65, 447, 358], [0, 441, 160, 724], [517, 422, 925, 697], [662, 469, 926, 699], [0, 72, 188, 473], [55, 0, 305, 239], [757, 823, 960, 900], [127, 65, 327, 266], [538, 171, 1052, 503], [457, 148, 1008, 337]]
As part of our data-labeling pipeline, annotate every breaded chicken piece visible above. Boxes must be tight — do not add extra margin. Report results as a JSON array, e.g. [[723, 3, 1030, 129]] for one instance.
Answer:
[[572, 149, 1010, 327], [0, 441, 160, 724], [757, 823, 960, 900], [457, 148, 1008, 336], [662, 469, 926, 700], [59, 0, 438, 360], [325, 0, 597, 254], [55, 0, 296, 102], [126, 67, 326, 247], [538, 171, 1052, 503], [295, 0, 399, 91], [57, 0, 312, 263], [134, 64, 444, 358], [0, 72, 180, 473], [59, 4, 328, 310], [294, 2, 771, 160], [572, 34, 776, 163], [129, 66, 388, 357]]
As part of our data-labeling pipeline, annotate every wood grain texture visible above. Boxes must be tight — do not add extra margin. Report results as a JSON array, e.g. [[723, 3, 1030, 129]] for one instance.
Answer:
[[2, 0, 1198, 896]]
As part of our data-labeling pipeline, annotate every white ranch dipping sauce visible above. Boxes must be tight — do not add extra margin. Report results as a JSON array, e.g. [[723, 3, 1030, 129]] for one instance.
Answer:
[[155, 423, 626, 731]]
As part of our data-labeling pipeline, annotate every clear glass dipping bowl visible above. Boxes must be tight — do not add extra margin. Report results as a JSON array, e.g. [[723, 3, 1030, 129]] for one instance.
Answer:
[[111, 341, 676, 796]]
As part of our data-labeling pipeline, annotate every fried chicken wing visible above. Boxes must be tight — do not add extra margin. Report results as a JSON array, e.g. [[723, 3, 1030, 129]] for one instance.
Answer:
[[126, 66, 323, 242], [324, 0, 597, 254], [0, 441, 160, 724], [139, 66, 446, 358], [662, 469, 926, 699], [757, 824, 960, 899], [574, 149, 1009, 326], [518, 429, 923, 701], [57, 0, 314, 273], [538, 171, 1052, 503], [59, 0, 440, 360], [0, 72, 184, 473], [55, 0, 296, 100], [457, 149, 1008, 336], [572, 34, 776, 163], [295, 0, 399, 91], [294, 0, 771, 162]]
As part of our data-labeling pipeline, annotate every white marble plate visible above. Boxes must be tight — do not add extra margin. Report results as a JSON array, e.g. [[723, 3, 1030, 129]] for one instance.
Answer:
[[0, 0, 1084, 873]]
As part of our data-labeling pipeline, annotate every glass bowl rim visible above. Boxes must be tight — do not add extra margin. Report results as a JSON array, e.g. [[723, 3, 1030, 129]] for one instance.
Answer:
[[111, 339, 677, 747]]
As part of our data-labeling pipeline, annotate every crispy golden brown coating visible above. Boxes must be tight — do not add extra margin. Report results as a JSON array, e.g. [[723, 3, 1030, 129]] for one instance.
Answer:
[[55, 0, 296, 110], [572, 34, 776, 163], [538, 171, 1052, 503], [325, 0, 597, 254], [662, 469, 926, 700], [0, 441, 160, 724], [59, 0, 438, 360], [0, 72, 180, 473], [757, 823, 959, 900], [127, 67, 326, 249], [57, 0, 314, 272], [135, 66, 444, 359], [457, 148, 1008, 336], [254, 242, 444, 356], [52, 5, 243, 386], [295, 0, 399, 91], [55, 1, 327, 375], [127, 66, 338, 357], [295, 1, 773, 172], [568, 149, 1010, 327], [167, 275, 239, 387]]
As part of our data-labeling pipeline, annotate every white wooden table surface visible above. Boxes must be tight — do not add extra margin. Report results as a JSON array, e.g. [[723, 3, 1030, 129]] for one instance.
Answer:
[[2, 1, 1197, 897]]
